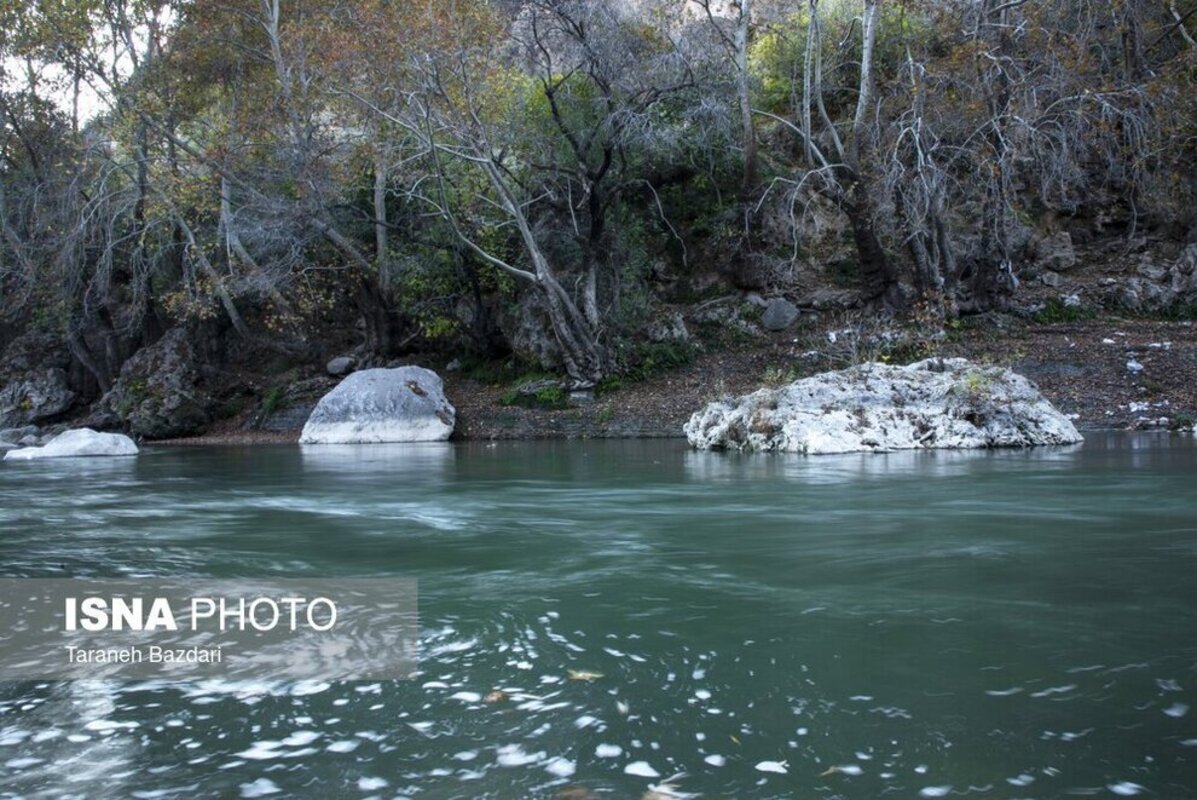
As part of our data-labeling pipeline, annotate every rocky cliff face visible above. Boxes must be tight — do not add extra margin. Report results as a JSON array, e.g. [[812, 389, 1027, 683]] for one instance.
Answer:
[[92, 327, 215, 439], [684, 358, 1083, 454], [0, 331, 77, 427]]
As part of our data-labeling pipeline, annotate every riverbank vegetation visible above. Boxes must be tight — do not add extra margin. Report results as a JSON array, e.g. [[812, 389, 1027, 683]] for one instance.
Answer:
[[0, 0, 1194, 435]]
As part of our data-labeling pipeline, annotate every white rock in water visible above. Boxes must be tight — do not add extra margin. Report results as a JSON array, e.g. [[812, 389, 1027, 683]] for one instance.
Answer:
[[300, 367, 455, 444], [3, 428, 138, 460], [684, 358, 1082, 454]]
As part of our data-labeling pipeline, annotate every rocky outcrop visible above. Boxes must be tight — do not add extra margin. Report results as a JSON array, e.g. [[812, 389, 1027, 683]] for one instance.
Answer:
[[645, 311, 690, 344], [499, 292, 563, 371], [93, 327, 214, 439], [0, 330, 77, 426], [300, 366, 455, 444], [4, 428, 138, 460], [1104, 244, 1197, 312], [0, 368, 75, 427], [1032, 231, 1077, 272], [684, 358, 1082, 454]]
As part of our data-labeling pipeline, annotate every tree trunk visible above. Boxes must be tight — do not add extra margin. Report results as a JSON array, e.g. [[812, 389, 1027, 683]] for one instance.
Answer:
[[374, 149, 390, 293], [846, 183, 899, 305], [735, 0, 757, 203]]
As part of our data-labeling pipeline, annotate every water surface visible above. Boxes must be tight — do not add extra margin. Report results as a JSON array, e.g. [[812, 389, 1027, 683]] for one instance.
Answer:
[[1, 433, 1195, 798]]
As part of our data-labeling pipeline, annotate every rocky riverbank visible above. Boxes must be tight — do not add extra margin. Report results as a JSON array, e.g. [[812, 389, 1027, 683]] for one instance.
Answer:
[[117, 313, 1195, 446]]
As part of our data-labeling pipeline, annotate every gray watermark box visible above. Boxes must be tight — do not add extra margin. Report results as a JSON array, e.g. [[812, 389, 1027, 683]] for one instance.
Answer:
[[0, 579, 417, 680]]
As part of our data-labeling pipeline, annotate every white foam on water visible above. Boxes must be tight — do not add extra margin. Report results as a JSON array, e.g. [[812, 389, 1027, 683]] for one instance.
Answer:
[[84, 719, 139, 732], [545, 757, 576, 777], [918, 786, 951, 798], [281, 731, 320, 747], [239, 778, 281, 797], [496, 744, 543, 767], [704, 754, 726, 767], [358, 777, 388, 790], [450, 692, 482, 703], [1108, 782, 1146, 796], [596, 744, 622, 758], [236, 741, 283, 760], [1163, 702, 1189, 718], [326, 740, 359, 753], [625, 761, 661, 778], [755, 761, 788, 774]]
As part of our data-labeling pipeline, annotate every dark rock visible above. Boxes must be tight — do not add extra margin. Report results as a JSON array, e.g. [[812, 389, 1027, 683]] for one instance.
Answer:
[[254, 404, 315, 433], [94, 327, 214, 439], [761, 298, 799, 331], [499, 292, 563, 371], [326, 356, 356, 376], [0, 368, 76, 427], [1033, 231, 1077, 272], [0, 425, 41, 444], [0, 330, 70, 374]]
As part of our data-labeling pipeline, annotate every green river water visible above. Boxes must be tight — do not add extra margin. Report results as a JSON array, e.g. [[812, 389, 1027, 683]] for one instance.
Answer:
[[0, 433, 1195, 798]]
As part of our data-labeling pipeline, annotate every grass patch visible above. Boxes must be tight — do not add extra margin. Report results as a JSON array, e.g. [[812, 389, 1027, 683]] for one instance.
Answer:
[[1032, 298, 1097, 324], [260, 386, 286, 416], [499, 374, 569, 410]]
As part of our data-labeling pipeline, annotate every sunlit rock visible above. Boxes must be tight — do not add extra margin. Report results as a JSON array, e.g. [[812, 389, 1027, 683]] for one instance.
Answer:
[[4, 428, 138, 460], [300, 367, 455, 444], [684, 358, 1082, 454]]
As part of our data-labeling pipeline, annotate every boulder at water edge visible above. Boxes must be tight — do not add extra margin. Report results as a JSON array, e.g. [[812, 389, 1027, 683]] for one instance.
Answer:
[[684, 357, 1082, 454], [4, 428, 138, 460], [299, 367, 455, 444]]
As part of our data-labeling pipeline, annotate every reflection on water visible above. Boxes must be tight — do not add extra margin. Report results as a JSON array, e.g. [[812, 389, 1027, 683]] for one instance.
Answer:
[[0, 433, 1195, 798], [299, 441, 455, 480]]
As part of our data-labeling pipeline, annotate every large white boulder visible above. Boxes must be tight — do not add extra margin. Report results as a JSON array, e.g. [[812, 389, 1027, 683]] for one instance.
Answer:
[[684, 358, 1082, 454], [300, 366, 455, 444], [4, 428, 138, 460]]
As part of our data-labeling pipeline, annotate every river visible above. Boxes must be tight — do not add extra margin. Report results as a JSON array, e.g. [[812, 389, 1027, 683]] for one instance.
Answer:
[[0, 433, 1195, 798]]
